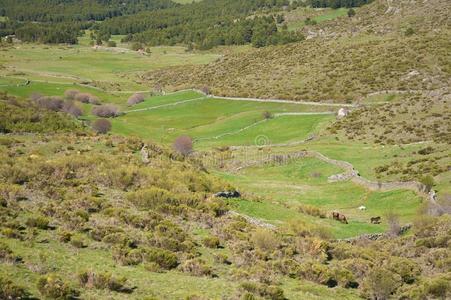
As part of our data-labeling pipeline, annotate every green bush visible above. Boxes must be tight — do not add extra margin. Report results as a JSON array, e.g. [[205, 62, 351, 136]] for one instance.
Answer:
[[112, 246, 145, 266], [251, 229, 279, 252], [37, 274, 79, 299], [426, 275, 451, 298], [144, 247, 178, 270], [127, 187, 176, 209], [240, 282, 285, 300], [203, 236, 220, 248], [57, 230, 72, 243], [362, 267, 402, 300], [178, 258, 212, 277], [78, 271, 129, 292], [0, 276, 30, 300], [25, 216, 50, 229], [70, 236, 86, 248]]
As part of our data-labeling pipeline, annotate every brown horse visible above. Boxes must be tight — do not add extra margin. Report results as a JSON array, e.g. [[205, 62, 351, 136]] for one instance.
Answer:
[[370, 216, 381, 224], [332, 212, 348, 224]]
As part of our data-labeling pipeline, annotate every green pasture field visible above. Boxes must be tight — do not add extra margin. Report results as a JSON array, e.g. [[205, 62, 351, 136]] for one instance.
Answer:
[[109, 91, 336, 148], [0, 42, 220, 90], [218, 157, 423, 239]]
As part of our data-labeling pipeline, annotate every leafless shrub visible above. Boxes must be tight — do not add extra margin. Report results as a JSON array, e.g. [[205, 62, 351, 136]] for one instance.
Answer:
[[29, 92, 43, 102], [34, 96, 64, 111], [75, 93, 100, 105], [88, 95, 100, 105], [153, 84, 163, 94], [62, 101, 83, 118], [172, 135, 193, 156], [200, 86, 210, 95], [127, 93, 145, 106], [75, 93, 91, 103], [92, 119, 112, 134], [92, 105, 119, 118], [64, 89, 80, 100]]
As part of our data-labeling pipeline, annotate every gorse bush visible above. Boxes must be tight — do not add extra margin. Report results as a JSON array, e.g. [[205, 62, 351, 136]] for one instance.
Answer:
[[37, 274, 79, 299], [0, 276, 30, 300], [127, 187, 175, 210], [0, 242, 18, 263], [25, 216, 49, 229], [78, 271, 129, 292], [144, 247, 178, 270], [203, 236, 220, 248], [251, 229, 279, 252], [179, 258, 212, 277]]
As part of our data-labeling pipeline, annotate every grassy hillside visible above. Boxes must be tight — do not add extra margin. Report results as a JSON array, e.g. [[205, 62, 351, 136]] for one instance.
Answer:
[[0, 0, 449, 298], [1, 95, 450, 299], [143, 0, 450, 102]]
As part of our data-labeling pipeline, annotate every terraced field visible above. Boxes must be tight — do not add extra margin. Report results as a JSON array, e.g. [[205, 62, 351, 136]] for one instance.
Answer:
[[111, 90, 335, 148]]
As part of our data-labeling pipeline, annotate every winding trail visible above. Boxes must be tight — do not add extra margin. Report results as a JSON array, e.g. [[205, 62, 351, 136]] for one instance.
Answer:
[[123, 96, 206, 113], [212, 94, 356, 107]]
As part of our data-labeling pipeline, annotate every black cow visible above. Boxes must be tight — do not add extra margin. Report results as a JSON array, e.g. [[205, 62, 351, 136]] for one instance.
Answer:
[[214, 191, 241, 198]]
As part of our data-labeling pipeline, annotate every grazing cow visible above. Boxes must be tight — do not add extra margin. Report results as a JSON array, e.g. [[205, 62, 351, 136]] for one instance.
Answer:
[[332, 212, 348, 224], [214, 191, 241, 198], [370, 216, 381, 224]]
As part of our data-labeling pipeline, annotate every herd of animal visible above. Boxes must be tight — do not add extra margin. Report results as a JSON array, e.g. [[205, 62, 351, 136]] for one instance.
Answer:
[[332, 211, 382, 225]]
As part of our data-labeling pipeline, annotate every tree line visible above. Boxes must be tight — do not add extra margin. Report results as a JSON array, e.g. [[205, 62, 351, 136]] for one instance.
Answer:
[[0, 0, 176, 22], [309, 0, 373, 9], [0, 0, 372, 47], [97, 0, 305, 49]]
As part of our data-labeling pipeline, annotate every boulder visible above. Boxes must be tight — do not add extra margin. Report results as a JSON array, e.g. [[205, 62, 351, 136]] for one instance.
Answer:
[[337, 108, 350, 119]]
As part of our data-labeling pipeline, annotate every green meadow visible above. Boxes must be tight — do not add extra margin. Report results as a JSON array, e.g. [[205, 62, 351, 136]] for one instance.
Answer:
[[218, 157, 423, 239], [0, 43, 220, 90], [110, 90, 335, 148]]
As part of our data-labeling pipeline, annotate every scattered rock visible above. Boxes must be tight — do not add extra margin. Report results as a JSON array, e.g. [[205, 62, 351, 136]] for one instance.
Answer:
[[337, 107, 350, 119], [140, 145, 150, 164]]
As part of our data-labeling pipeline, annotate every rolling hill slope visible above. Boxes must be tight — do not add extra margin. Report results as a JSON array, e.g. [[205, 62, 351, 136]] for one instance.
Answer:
[[143, 0, 450, 103]]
